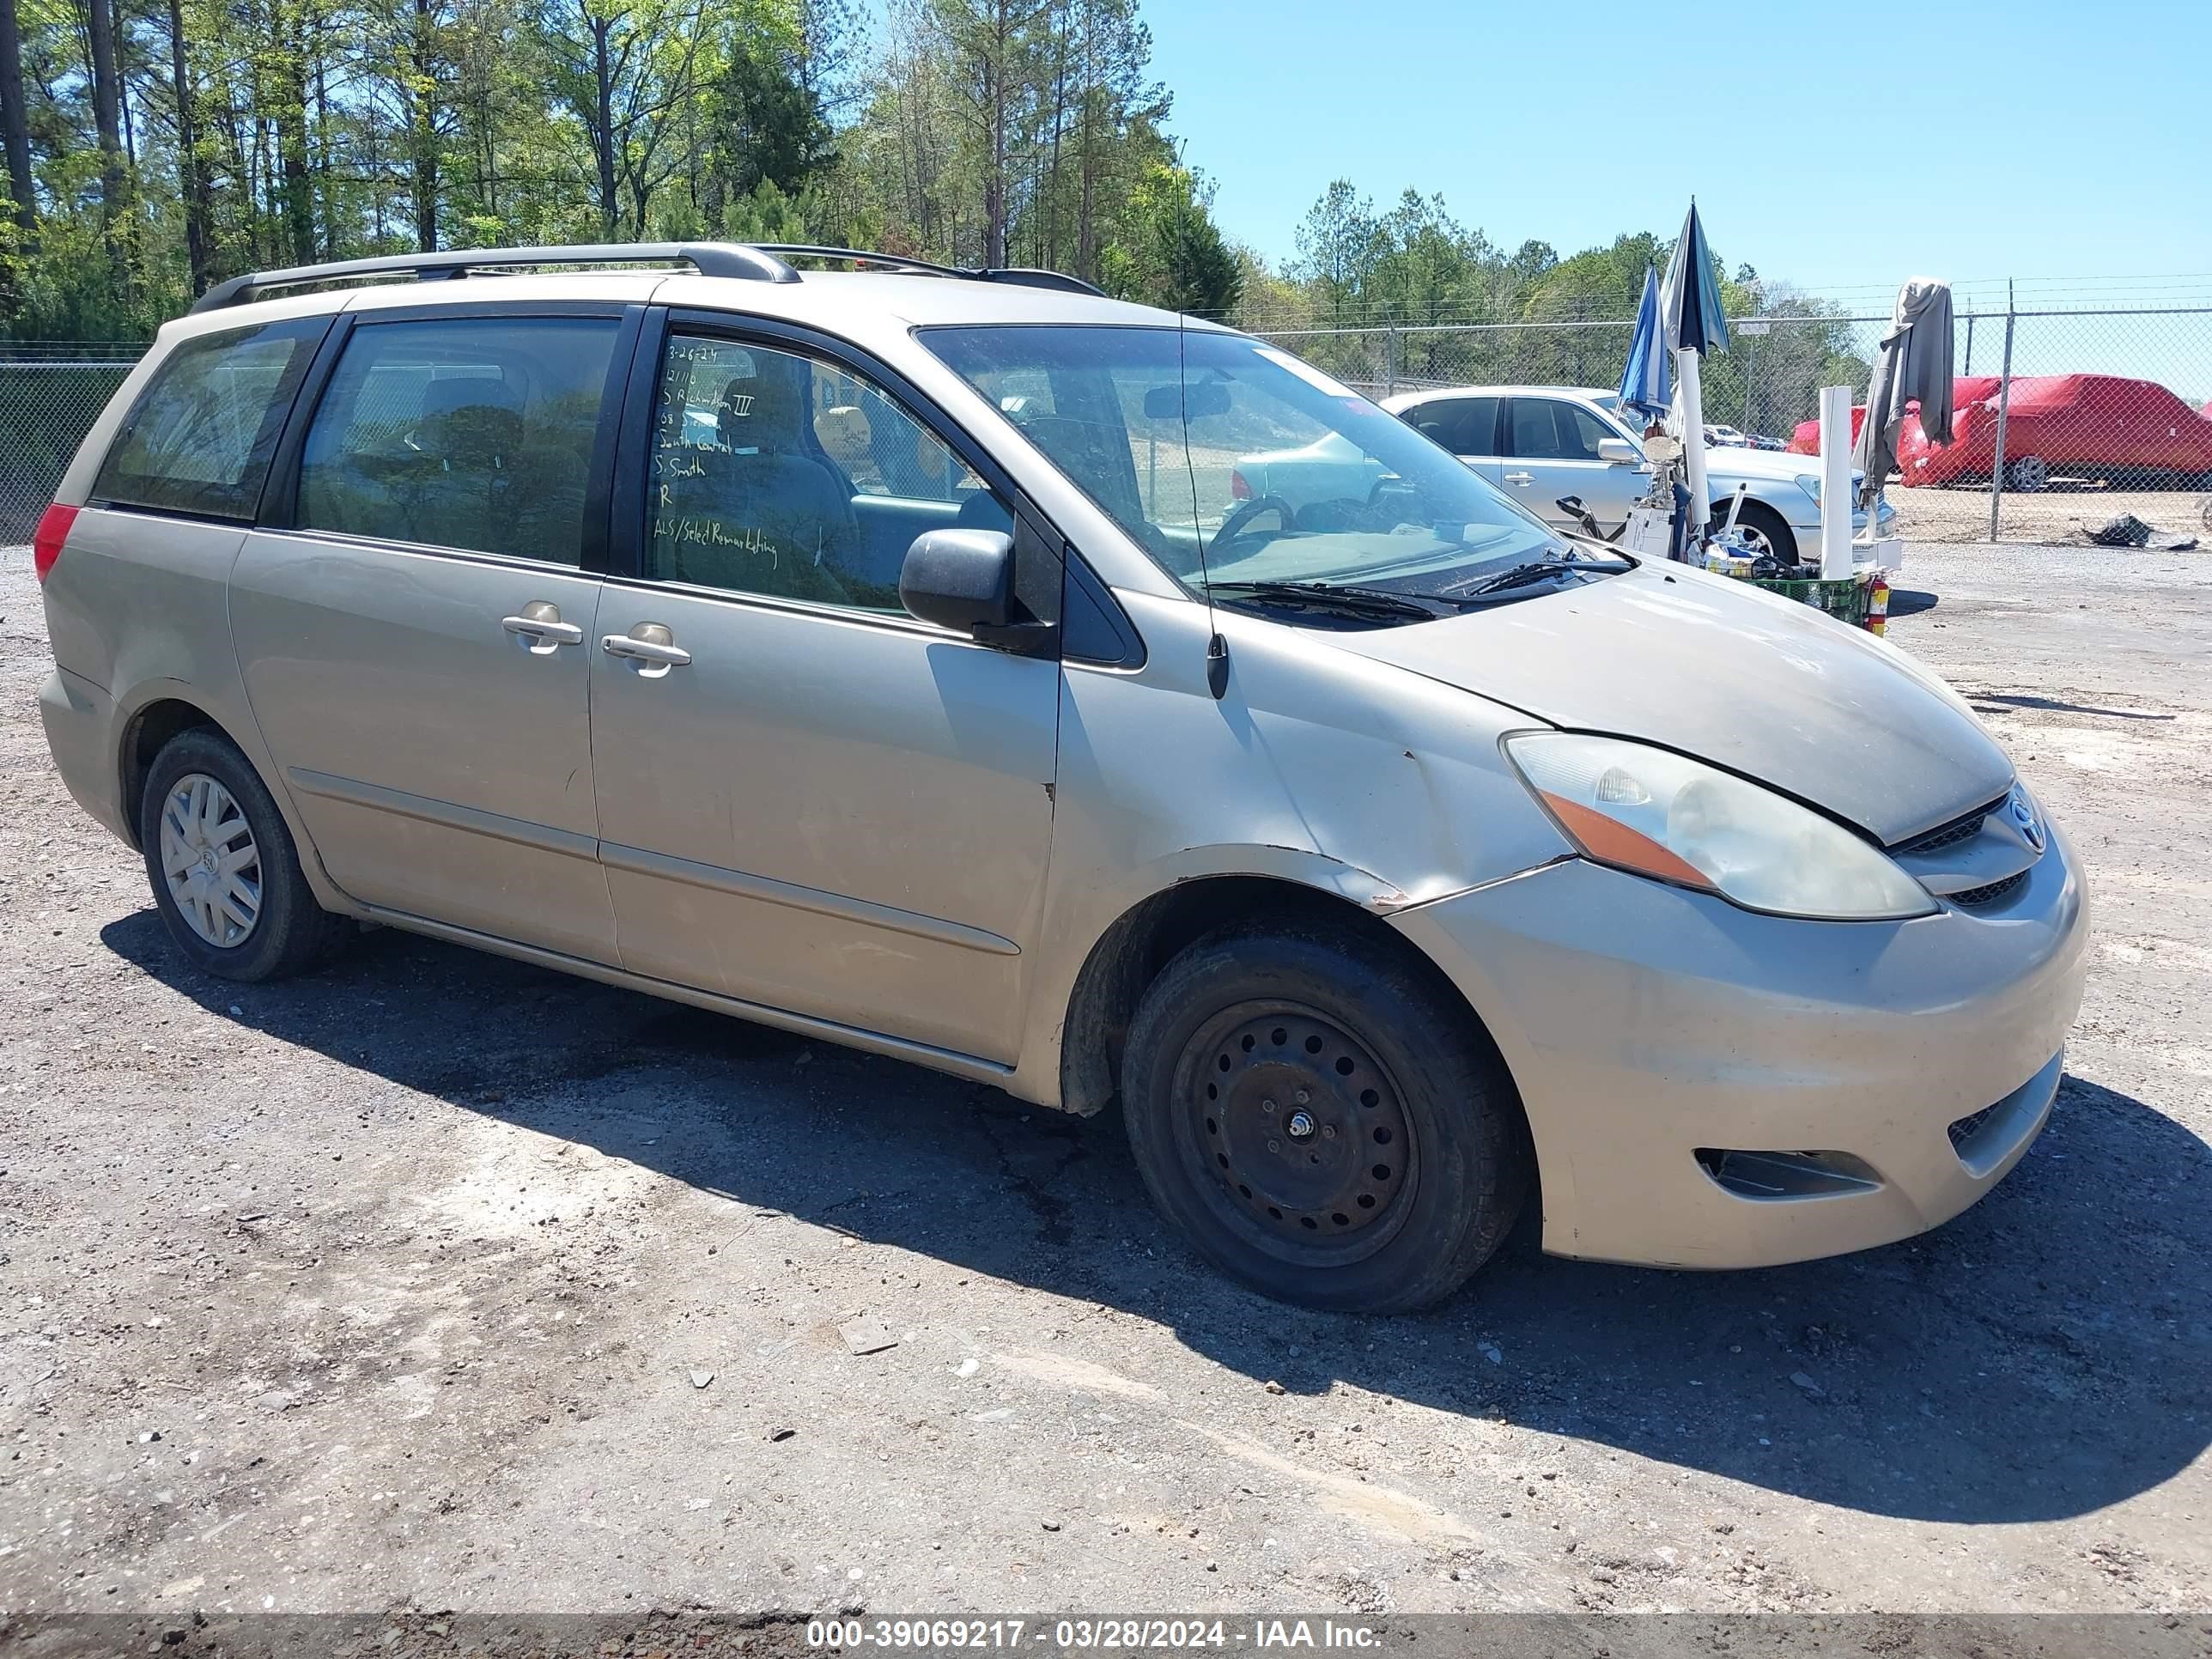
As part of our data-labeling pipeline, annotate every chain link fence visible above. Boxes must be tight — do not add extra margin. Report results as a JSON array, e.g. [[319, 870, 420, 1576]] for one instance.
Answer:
[[0, 343, 143, 542], [1252, 307, 2212, 545], [5, 307, 2211, 547]]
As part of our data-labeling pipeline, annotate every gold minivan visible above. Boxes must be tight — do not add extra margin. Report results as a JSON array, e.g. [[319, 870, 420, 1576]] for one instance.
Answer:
[[36, 243, 2087, 1312]]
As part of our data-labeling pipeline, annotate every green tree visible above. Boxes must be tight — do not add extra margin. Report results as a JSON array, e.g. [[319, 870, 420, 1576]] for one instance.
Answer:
[[1291, 178, 1374, 325], [0, 0, 1852, 361], [930, 0, 1048, 268], [1100, 159, 1236, 316], [0, 0, 36, 275], [538, 0, 706, 239]]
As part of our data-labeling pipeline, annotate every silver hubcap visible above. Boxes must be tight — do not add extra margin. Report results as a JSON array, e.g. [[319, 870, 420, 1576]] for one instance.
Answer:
[[160, 773, 261, 948], [1724, 519, 1775, 557]]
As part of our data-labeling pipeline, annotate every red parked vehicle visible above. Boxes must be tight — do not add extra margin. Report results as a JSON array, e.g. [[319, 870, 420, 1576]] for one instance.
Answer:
[[1790, 374, 2212, 490], [1787, 377, 1999, 459]]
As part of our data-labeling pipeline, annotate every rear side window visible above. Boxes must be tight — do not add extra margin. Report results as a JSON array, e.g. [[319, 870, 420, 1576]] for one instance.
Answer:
[[1407, 395, 1498, 455], [297, 315, 619, 563], [93, 317, 325, 520]]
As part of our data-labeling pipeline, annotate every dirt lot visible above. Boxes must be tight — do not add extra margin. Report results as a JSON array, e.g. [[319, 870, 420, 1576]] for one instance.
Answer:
[[2, 539, 2209, 1625], [1887, 479, 2212, 546]]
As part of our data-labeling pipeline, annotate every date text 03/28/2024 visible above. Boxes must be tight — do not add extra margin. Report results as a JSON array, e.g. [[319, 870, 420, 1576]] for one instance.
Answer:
[[804, 1617, 1385, 1650]]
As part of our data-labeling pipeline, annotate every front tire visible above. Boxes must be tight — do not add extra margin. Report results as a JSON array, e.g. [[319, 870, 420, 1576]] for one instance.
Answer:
[[1121, 924, 1530, 1313], [139, 727, 351, 981], [1717, 497, 1799, 563]]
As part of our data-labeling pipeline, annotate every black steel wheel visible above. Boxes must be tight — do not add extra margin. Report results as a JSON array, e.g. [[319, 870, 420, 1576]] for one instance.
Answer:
[[1123, 922, 1530, 1313], [1181, 1006, 1417, 1266]]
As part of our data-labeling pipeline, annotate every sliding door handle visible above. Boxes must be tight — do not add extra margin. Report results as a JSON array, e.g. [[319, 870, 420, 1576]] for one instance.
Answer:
[[602, 635, 691, 665], [603, 624, 692, 673]]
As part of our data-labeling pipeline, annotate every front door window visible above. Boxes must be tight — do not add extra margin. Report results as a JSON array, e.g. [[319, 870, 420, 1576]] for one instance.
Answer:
[[648, 334, 1008, 610], [1508, 398, 1620, 462]]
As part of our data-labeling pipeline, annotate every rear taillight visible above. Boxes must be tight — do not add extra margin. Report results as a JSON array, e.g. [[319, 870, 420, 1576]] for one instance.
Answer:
[[33, 502, 79, 583], [1229, 469, 1252, 501]]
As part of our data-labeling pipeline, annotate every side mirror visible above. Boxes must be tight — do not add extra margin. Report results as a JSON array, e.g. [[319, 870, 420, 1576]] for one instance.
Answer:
[[1595, 436, 1642, 465], [899, 527, 1015, 634]]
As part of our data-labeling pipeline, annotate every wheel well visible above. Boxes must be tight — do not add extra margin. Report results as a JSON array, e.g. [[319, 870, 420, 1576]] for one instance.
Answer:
[[118, 698, 225, 849], [1057, 874, 1505, 1118]]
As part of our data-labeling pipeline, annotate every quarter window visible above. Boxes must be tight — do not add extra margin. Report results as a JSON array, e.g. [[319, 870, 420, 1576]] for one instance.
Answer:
[[94, 317, 325, 520], [296, 315, 619, 563], [647, 333, 1006, 611]]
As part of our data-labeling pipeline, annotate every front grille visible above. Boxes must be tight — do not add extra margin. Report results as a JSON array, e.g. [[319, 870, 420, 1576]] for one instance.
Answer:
[[1947, 1105, 1998, 1151], [1893, 793, 2008, 855], [1950, 870, 2028, 908]]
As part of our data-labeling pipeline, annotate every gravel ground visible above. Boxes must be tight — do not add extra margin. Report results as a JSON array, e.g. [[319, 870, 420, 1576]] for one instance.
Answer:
[[2, 539, 2208, 1624], [1887, 481, 2212, 546]]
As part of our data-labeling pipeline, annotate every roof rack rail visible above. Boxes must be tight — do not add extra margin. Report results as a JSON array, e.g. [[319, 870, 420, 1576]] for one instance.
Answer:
[[188, 241, 799, 314], [752, 244, 965, 279], [751, 245, 1106, 298]]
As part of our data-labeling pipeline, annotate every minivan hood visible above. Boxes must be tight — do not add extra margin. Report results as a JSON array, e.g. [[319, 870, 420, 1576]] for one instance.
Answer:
[[1331, 562, 2014, 844]]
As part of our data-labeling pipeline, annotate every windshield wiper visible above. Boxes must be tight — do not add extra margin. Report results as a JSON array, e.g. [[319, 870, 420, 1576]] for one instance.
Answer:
[[1457, 553, 1633, 596], [1205, 580, 1449, 622]]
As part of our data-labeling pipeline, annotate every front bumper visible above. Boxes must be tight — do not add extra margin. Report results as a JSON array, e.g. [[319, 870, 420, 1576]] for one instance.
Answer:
[[1787, 496, 1897, 540], [1389, 825, 2089, 1269]]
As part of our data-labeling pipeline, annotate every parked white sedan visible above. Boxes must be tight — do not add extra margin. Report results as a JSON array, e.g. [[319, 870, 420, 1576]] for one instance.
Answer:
[[1375, 384, 1895, 562]]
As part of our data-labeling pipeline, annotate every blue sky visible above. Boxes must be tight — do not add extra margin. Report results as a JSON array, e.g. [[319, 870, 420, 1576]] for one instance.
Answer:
[[1145, 0, 2212, 313]]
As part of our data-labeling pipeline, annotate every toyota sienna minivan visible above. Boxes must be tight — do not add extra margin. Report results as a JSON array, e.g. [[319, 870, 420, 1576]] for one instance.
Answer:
[[33, 242, 2087, 1312]]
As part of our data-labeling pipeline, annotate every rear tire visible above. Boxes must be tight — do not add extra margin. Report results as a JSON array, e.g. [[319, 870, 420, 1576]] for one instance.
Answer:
[[2004, 454, 2049, 493], [139, 728, 351, 982], [1121, 923, 1530, 1313]]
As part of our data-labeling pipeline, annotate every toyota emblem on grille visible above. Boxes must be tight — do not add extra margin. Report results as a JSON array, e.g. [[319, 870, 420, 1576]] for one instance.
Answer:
[[2008, 787, 2045, 852]]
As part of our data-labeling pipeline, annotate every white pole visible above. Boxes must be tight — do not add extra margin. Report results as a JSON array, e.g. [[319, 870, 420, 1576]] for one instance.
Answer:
[[1818, 383, 1853, 579], [1678, 346, 1710, 544]]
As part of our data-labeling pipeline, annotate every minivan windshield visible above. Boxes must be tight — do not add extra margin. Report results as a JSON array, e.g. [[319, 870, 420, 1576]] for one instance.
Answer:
[[924, 325, 1606, 611]]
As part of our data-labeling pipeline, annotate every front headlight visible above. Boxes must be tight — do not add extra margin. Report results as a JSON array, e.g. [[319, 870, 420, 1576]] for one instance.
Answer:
[[1796, 472, 1869, 505], [1504, 732, 1937, 921]]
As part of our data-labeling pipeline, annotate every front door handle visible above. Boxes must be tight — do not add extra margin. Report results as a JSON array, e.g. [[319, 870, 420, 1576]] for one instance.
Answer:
[[1504, 471, 1534, 485], [603, 622, 691, 676], [502, 602, 585, 653]]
